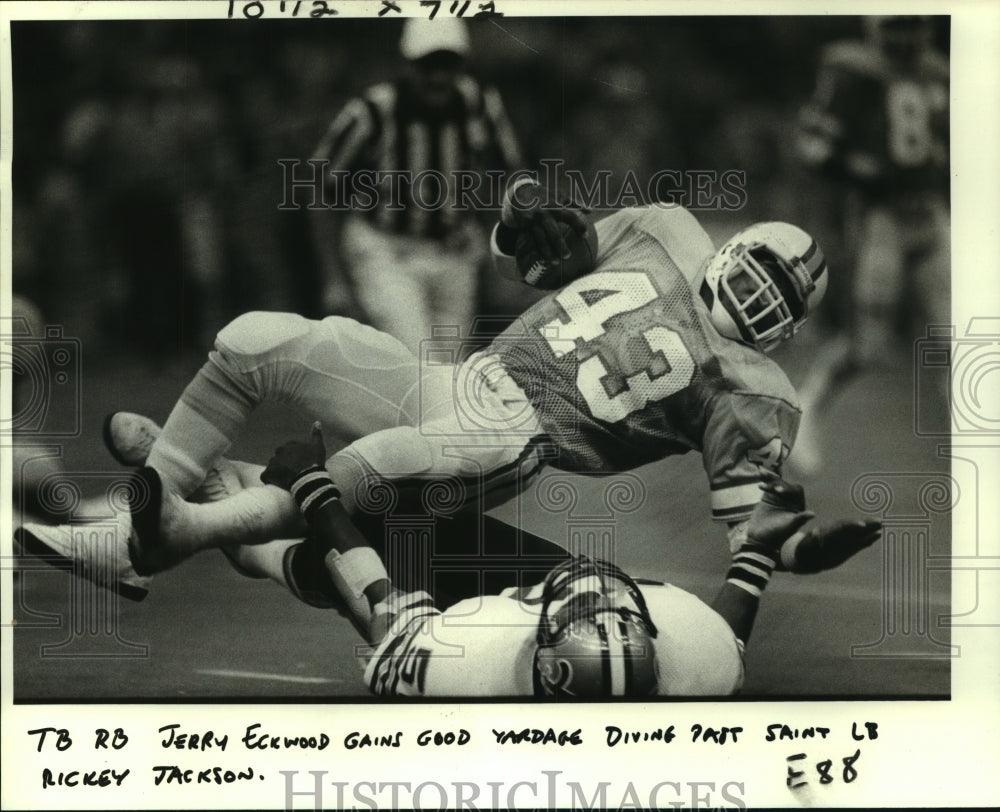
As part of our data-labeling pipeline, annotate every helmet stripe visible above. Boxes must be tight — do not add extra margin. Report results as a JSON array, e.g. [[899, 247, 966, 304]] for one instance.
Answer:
[[599, 621, 613, 696], [809, 257, 827, 282], [607, 617, 627, 695], [619, 617, 633, 694], [797, 240, 826, 281]]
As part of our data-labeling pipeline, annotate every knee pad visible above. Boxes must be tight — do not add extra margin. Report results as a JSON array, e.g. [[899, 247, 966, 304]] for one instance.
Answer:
[[329, 428, 439, 514]]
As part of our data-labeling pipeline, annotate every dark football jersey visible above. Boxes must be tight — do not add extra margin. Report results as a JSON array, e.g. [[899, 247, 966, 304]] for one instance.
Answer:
[[490, 206, 801, 522], [799, 40, 949, 197]]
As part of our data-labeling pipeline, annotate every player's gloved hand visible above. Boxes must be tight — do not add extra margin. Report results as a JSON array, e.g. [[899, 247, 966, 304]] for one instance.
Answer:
[[782, 519, 883, 574], [261, 422, 329, 493], [500, 177, 590, 267], [745, 470, 814, 553], [262, 423, 340, 524]]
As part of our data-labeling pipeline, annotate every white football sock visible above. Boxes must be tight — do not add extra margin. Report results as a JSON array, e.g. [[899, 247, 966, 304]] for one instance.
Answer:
[[173, 484, 306, 554]]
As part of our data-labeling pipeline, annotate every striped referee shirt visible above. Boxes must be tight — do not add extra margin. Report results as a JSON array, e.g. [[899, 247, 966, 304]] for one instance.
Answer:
[[313, 75, 521, 241]]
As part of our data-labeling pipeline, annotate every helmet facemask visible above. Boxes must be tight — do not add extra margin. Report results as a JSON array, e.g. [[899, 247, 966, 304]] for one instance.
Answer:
[[533, 557, 660, 698], [718, 247, 802, 352], [702, 223, 826, 354]]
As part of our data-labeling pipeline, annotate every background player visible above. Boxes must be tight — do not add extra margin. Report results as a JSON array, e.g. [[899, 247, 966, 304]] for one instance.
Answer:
[[311, 17, 522, 351], [793, 15, 949, 472]]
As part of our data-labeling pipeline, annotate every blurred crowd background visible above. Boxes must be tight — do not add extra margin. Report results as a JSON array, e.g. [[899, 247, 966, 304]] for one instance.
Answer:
[[10, 16, 949, 361]]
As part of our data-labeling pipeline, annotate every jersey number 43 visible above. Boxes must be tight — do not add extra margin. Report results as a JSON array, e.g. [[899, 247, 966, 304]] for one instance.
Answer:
[[538, 271, 696, 423]]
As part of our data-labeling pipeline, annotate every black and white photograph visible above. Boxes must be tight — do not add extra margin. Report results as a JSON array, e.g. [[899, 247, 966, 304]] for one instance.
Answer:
[[1, 1, 998, 810]]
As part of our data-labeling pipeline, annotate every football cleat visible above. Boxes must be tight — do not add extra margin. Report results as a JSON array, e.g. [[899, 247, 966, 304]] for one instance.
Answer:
[[103, 409, 240, 507], [702, 222, 828, 353], [103, 411, 160, 467], [16, 520, 151, 602], [129, 463, 261, 580], [534, 556, 660, 697]]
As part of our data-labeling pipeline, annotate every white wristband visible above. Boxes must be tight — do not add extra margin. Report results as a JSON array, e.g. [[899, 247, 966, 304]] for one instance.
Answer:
[[501, 176, 541, 227], [780, 530, 809, 571]]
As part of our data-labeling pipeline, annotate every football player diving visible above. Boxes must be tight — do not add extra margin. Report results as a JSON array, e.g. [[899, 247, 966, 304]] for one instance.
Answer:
[[21, 176, 838, 611]]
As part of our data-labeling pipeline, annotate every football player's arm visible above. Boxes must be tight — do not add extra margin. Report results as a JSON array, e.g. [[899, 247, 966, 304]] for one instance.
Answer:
[[712, 473, 883, 645], [712, 474, 813, 644], [703, 394, 882, 577], [701, 393, 797, 542], [797, 61, 845, 172], [798, 49, 868, 178], [799, 47, 886, 184]]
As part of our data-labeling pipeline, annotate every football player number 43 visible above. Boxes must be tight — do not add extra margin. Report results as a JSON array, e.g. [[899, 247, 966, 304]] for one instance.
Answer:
[[539, 271, 696, 423]]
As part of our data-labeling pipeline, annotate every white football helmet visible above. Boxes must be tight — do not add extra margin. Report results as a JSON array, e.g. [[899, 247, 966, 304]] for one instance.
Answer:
[[702, 222, 828, 353], [534, 556, 659, 698]]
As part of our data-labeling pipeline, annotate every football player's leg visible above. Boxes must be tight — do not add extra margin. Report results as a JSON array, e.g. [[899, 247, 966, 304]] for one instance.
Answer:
[[426, 225, 485, 342], [915, 201, 951, 330], [132, 417, 487, 575], [220, 537, 345, 610], [326, 366, 546, 519], [161, 453, 339, 604], [146, 311, 423, 498]]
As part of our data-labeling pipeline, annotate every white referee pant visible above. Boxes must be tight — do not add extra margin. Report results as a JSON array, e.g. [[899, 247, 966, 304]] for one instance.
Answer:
[[340, 216, 486, 353]]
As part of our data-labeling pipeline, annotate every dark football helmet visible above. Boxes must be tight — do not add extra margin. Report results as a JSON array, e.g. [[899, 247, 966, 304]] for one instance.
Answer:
[[534, 556, 660, 698]]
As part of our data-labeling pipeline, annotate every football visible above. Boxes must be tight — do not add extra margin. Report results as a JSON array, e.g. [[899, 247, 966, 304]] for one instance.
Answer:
[[514, 219, 599, 290]]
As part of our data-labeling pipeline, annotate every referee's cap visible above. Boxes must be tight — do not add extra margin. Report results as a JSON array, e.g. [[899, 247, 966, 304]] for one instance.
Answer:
[[400, 18, 470, 60]]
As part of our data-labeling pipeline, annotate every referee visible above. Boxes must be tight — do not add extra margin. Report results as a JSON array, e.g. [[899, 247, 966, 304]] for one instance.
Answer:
[[311, 18, 522, 352]]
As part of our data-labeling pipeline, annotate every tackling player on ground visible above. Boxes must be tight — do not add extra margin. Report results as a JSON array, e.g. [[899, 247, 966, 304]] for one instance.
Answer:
[[253, 424, 880, 697]]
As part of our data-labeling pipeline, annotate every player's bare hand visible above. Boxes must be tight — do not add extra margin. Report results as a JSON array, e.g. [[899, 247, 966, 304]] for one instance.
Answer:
[[261, 422, 328, 491], [789, 519, 883, 574]]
